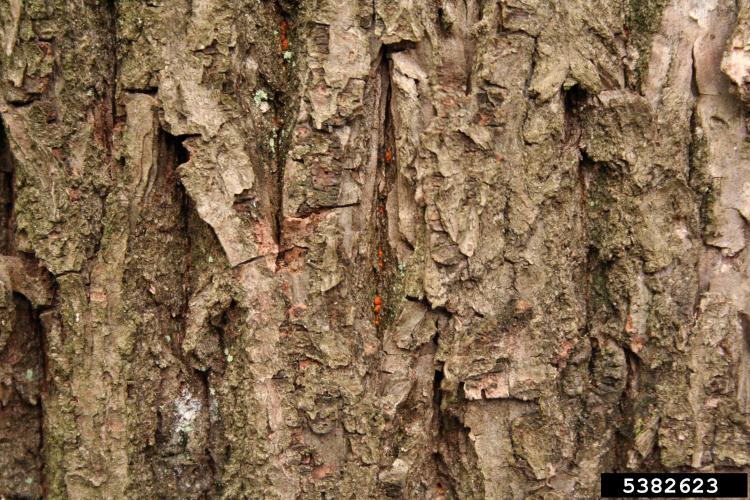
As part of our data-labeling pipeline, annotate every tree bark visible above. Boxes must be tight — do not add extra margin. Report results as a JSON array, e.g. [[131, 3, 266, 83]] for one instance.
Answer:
[[0, 0, 749, 498]]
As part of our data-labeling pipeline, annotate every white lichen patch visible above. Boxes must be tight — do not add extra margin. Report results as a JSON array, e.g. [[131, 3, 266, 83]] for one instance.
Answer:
[[254, 89, 270, 112], [175, 388, 201, 435]]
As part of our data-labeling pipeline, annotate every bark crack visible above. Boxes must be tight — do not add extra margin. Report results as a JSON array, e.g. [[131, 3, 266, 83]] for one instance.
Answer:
[[0, 118, 51, 498], [371, 48, 397, 331], [108, 0, 118, 127]]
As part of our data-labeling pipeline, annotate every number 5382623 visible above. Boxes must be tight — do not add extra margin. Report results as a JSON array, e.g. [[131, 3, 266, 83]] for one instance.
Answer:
[[601, 473, 747, 498]]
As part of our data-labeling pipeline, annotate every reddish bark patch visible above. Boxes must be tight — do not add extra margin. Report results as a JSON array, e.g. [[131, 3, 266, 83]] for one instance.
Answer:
[[311, 463, 334, 480]]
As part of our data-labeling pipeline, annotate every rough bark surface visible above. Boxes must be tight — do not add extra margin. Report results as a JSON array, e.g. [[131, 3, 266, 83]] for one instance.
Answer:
[[0, 0, 749, 498]]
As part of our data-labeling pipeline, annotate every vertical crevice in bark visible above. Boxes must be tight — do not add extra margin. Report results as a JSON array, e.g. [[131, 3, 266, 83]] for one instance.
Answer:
[[566, 77, 662, 475], [564, 82, 632, 472], [372, 42, 416, 328], [429, 356, 454, 498], [0, 123, 14, 255], [372, 49, 396, 331], [273, 101, 285, 245], [162, 131, 213, 498], [434, 409, 485, 498], [613, 347, 642, 469], [0, 293, 45, 499], [0, 121, 48, 498], [579, 151, 598, 338], [563, 83, 590, 319], [271, 2, 290, 244], [257, 1, 301, 247], [462, 0, 480, 95], [125, 128, 215, 498], [687, 97, 713, 250], [107, 0, 118, 127]]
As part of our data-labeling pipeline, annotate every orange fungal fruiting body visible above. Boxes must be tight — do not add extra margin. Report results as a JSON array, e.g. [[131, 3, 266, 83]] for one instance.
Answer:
[[385, 149, 392, 162], [280, 20, 289, 50], [372, 294, 383, 326]]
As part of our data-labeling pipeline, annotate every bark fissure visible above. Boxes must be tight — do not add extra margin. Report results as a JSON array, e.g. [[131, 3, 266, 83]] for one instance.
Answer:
[[372, 49, 396, 331], [124, 125, 217, 498], [0, 294, 46, 498], [0, 122, 51, 498], [0, 122, 14, 254], [108, 0, 118, 127]]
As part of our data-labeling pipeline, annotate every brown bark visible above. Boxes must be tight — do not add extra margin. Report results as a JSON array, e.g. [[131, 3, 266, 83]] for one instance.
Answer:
[[0, 0, 749, 498]]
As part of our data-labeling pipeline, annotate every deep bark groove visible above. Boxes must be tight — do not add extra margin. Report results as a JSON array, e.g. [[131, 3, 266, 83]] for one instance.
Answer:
[[0, 123, 49, 499]]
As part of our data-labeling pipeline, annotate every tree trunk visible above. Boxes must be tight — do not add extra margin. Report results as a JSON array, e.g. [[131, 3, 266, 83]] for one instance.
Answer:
[[0, 0, 749, 498]]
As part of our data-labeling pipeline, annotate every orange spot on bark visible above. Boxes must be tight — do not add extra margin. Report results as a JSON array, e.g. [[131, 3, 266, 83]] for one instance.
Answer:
[[280, 19, 289, 50], [312, 464, 334, 480], [624, 314, 634, 333], [373, 295, 382, 306], [514, 299, 532, 315], [374, 304, 381, 314], [385, 149, 392, 162]]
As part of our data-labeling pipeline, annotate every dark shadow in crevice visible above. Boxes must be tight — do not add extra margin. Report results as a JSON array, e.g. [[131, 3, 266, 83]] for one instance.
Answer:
[[563, 83, 589, 146], [160, 130, 191, 170], [0, 293, 46, 498], [0, 118, 48, 497], [0, 118, 15, 254]]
